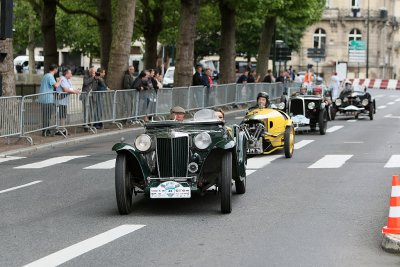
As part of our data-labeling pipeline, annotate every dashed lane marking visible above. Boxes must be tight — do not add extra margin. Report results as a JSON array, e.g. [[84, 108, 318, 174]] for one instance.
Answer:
[[246, 155, 283, 169], [14, 155, 89, 169], [378, 105, 387, 109], [308, 155, 353, 169], [0, 156, 25, 163], [23, 224, 145, 267], [388, 102, 395, 105], [374, 94, 385, 98], [326, 126, 344, 133], [0, 180, 42, 194], [347, 119, 357, 122], [294, 140, 314, 150], [84, 159, 116, 169], [385, 155, 400, 168], [395, 98, 400, 102]]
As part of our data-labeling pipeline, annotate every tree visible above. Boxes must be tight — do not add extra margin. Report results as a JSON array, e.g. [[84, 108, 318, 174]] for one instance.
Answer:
[[174, 0, 200, 87], [107, 0, 137, 90]]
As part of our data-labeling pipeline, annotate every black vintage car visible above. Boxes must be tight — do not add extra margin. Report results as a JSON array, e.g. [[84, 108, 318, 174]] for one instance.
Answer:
[[332, 88, 376, 120], [288, 94, 328, 135], [112, 109, 247, 214]]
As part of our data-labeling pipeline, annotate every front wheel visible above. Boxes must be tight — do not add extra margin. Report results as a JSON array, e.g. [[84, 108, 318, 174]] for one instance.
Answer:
[[319, 109, 328, 135], [284, 126, 294, 158], [115, 153, 133, 215], [369, 104, 374, 120], [220, 152, 232, 213]]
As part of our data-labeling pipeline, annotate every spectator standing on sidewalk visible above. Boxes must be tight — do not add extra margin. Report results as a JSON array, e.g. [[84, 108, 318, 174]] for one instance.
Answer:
[[123, 66, 135, 89], [56, 67, 79, 134], [132, 70, 150, 121], [236, 70, 249, 84], [247, 69, 259, 83], [192, 64, 207, 86], [92, 68, 108, 129], [262, 69, 275, 83], [81, 66, 99, 127], [39, 64, 62, 136]]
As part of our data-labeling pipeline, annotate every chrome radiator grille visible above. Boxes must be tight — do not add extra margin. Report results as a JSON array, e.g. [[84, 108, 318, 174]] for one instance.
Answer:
[[156, 137, 189, 177]]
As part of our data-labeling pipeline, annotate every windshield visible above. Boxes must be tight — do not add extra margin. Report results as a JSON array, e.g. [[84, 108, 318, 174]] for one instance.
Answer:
[[193, 109, 219, 121]]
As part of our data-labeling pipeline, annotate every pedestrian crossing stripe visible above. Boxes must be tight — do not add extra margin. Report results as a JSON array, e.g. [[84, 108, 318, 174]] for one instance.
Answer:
[[308, 154, 353, 169], [385, 155, 400, 168], [84, 159, 116, 169], [294, 140, 314, 150], [14, 155, 89, 169], [326, 126, 344, 133]]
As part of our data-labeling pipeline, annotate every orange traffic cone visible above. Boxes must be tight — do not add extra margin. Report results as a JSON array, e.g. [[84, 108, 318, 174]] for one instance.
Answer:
[[382, 175, 400, 234]]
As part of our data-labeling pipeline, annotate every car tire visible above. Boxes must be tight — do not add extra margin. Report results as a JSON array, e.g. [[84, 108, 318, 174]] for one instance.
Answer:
[[284, 126, 294, 158], [369, 104, 374, 120], [221, 152, 232, 214], [331, 108, 336, 120], [115, 153, 133, 215], [319, 109, 328, 135]]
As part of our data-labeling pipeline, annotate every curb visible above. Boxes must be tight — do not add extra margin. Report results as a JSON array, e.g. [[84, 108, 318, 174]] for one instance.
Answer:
[[0, 108, 248, 158], [382, 234, 400, 253]]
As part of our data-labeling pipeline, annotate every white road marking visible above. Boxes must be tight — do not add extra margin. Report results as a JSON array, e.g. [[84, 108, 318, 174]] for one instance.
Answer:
[[294, 140, 314, 150], [378, 105, 387, 109], [344, 141, 364, 144], [23, 224, 145, 267], [326, 125, 344, 133], [14, 155, 89, 169], [388, 102, 395, 105], [384, 114, 400, 119], [347, 119, 357, 122], [246, 170, 257, 176], [234, 116, 242, 120], [246, 155, 283, 169], [84, 159, 116, 169], [385, 155, 400, 168], [390, 95, 398, 98], [395, 98, 400, 102], [0, 156, 25, 163], [374, 94, 385, 98], [0, 180, 42, 194], [308, 155, 353, 169]]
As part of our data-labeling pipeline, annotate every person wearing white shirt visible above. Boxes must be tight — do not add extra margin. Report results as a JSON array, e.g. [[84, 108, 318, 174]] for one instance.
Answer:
[[330, 72, 340, 100]]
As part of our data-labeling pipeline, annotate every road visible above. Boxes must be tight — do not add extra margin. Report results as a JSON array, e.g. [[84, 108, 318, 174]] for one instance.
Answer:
[[1, 89, 400, 266]]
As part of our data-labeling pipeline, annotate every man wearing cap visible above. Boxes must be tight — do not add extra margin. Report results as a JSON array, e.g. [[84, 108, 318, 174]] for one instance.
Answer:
[[170, 106, 185, 121]]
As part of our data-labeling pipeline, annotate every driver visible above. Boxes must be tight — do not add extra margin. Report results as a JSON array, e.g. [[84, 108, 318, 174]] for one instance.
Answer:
[[313, 86, 332, 105], [292, 85, 307, 96], [170, 106, 185, 121], [249, 92, 270, 110]]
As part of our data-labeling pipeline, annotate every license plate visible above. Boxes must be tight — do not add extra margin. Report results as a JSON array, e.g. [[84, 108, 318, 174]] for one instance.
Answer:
[[150, 181, 191, 198]]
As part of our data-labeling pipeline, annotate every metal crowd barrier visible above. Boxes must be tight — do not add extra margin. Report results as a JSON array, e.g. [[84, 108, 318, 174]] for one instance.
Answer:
[[0, 82, 288, 143]]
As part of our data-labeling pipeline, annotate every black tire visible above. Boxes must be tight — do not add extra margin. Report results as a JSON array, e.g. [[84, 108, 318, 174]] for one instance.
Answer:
[[284, 126, 294, 158], [235, 173, 246, 194], [319, 109, 328, 135], [369, 104, 374, 120], [221, 152, 232, 214], [115, 153, 133, 215]]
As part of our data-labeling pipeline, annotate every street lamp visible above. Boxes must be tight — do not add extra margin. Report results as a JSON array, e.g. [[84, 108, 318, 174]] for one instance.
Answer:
[[366, 0, 370, 78]]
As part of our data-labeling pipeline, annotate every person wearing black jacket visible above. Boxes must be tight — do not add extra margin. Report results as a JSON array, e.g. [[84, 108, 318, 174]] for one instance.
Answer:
[[132, 71, 150, 121], [192, 64, 207, 86]]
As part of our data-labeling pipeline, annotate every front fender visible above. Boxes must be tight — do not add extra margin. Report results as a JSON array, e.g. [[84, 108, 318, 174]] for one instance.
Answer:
[[214, 139, 236, 150], [112, 143, 150, 180]]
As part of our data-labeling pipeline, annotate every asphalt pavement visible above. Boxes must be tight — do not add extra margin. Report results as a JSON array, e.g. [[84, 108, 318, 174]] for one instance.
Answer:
[[1, 89, 400, 266]]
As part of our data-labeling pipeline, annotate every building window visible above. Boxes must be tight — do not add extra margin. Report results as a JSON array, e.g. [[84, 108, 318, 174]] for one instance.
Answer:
[[348, 28, 362, 41], [313, 28, 326, 49], [351, 0, 359, 8]]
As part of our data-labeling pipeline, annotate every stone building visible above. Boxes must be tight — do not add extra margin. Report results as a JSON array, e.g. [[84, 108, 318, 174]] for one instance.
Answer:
[[290, 0, 400, 82]]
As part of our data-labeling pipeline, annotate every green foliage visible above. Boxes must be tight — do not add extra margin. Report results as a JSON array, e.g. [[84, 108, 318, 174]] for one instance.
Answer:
[[13, 0, 41, 55]]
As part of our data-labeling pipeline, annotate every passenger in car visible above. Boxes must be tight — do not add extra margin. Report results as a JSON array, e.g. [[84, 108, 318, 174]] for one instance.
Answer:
[[292, 85, 307, 96], [170, 106, 185, 121], [313, 86, 332, 105]]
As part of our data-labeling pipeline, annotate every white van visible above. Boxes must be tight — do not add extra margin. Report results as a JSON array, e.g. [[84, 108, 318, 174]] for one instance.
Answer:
[[14, 55, 44, 74]]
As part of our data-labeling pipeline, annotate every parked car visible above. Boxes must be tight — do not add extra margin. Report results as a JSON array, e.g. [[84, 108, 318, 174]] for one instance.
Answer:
[[112, 109, 247, 214], [332, 87, 376, 120], [241, 104, 295, 158]]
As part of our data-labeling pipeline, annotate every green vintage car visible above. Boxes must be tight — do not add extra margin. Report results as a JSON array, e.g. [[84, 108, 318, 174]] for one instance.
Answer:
[[112, 109, 247, 214]]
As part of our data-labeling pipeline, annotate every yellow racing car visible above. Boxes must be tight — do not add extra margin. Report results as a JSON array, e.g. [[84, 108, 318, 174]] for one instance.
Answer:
[[241, 92, 295, 158]]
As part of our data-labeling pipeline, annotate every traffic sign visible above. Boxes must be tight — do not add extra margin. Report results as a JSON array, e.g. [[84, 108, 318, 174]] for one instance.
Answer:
[[307, 48, 325, 58], [348, 40, 366, 63]]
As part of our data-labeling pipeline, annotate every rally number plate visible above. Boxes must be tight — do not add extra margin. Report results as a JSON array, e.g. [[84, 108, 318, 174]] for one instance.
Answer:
[[150, 181, 191, 198]]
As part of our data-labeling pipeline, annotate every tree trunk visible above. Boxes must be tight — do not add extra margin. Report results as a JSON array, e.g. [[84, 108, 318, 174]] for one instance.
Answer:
[[28, 12, 36, 75], [256, 16, 276, 80], [41, 0, 58, 72], [142, 4, 163, 70], [174, 0, 200, 87], [0, 39, 16, 96], [97, 0, 113, 70], [218, 1, 236, 84], [107, 0, 136, 90]]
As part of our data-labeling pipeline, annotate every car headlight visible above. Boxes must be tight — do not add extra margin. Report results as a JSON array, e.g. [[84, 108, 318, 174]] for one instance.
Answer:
[[343, 97, 348, 102], [320, 102, 326, 109], [362, 98, 369, 106], [335, 99, 342, 106], [277, 102, 285, 110], [194, 132, 212, 150], [134, 134, 152, 152], [307, 102, 315, 110]]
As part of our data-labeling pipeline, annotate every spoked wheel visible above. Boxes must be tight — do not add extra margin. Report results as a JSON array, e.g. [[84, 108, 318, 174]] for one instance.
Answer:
[[319, 109, 328, 135], [220, 152, 232, 214], [284, 126, 295, 158], [369, 104, 374, 120], [115, 153, 133, 215]]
